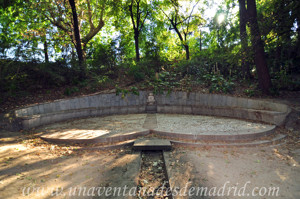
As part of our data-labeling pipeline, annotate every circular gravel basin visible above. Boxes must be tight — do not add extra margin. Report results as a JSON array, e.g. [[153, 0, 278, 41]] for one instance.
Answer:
[[155, 114, 274, 135], [39, 113, 275, 140], [39, 114, 147, 139]]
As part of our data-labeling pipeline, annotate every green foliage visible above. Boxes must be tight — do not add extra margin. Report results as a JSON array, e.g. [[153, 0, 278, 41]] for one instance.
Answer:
[[271, 68, 300, 91], [244, 88, 256, 97], [88, 40, 118, 77], [63, 87, 79, 96], [127, 59, 161, 82], [0, 59, 70, 96], [128, 64, 145, 82], [0, 0, 300, 101], [203, 73, 234, 93], [144, 71, 185, 94], [115, 85, 140, 98]]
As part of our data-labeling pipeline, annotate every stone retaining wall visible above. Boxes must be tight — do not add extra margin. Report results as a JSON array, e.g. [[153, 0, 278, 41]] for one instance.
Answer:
[[0, 91, 291, 131]]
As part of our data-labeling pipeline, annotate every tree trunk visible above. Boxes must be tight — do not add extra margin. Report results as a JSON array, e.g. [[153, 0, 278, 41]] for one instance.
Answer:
[[199, 30, 202, 51], [172, 23, 190, 60], [134, 33, 140, 62], [68, 0, 85, 77], [184, 44, 190, 60], [247, 0, 272, 93], [43, 40, 49, 63], [296, 14, 300, 58], [238, 0, 250, 78]]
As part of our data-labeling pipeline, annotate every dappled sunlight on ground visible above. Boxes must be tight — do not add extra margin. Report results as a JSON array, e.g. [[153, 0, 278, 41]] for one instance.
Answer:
[[38, 114, 147, 139], [165, 146, 300, 199], [0, 130, 140, 199]]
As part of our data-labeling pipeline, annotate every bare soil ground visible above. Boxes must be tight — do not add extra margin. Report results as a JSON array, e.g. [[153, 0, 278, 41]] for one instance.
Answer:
[[164, 130, 300, 199], [0, 130, 140, 199]]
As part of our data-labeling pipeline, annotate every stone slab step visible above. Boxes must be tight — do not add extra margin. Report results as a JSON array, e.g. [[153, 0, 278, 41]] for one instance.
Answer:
[[170, 134, 286, 148], [133, 139, 172, 151]]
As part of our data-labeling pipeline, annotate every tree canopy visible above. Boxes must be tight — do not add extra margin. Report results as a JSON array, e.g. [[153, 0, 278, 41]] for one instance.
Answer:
[[0, 0, 299, 106]]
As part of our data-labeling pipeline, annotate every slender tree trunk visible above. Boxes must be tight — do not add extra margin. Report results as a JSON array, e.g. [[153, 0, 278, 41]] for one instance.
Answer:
[[43, 40, 49, 63], [129, 0, 146, 62], [184, 44, 190, 60], [134, 33, 140, 62], [247, 0, 271, 93], [296, 16, 300, 58], [238, 0, 250, 78], [171, 23, 190, 60], [199, 30, 202, 51], [68, 0, 85, 77]]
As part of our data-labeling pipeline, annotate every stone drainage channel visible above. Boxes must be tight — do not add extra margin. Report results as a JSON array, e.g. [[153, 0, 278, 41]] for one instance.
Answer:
[[136, 150, 172, 199], [135, 112, 173, 199]]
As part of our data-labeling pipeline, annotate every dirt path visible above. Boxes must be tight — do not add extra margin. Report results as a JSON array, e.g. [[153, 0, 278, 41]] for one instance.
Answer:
[[164, 143, 300, 199], [0, 130, 140, 199]]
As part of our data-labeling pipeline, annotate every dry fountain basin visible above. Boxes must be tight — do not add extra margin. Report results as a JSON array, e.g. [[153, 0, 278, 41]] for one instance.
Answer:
[[0, 91, 291, 148]]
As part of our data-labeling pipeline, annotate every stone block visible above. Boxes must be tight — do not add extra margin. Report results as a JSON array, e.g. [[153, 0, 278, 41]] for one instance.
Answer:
[[37, 105, 45, 114], [59, 100, 70, 111], [146, 105, 157, 113], [178, 92, 187, 106], [247, 99, 256, 110], [206, 94, 214, 107], [237, 98, 248, 108], [39, 115, 51, 126], [102, 107, 111, 116], [107, 94, 116, 106], [171, 106, 182, 114], [210, 94, 221, 107], [31, 106, 40, 115], [161, 106, 172, 113], [247, 109, 259, 121], [192, 106, 203, 115], [127, 94, 137, 106], [119, 97, 128, 107], [157, 105, 164, 113], [195, 93, 201, 105], [112, 96, 120, 107], [133, 139, 172, 151], [138, 92, 146, 105], [79, 97, 89, 109], [15, 110, 22, 117], [183, 106, 192, 114], [199, 94, 208, 106], [261, 112, 274, 124], [155, 94, 164, 105], [138, 106, 146, 113], [95, 108, 103, 116], [273, 114, 287, 126], [101, 94, 109, 107], [43, 103, 52, 113], [187, 92, 196, 105], [88, 96, 98, 108], [225, 96, 237, 107], [20, 108, 28, 117], [22, 119, 30, 129], [220, 108, 234, 118], [25, 108, 32, 116], [119, 107, 128, 115], [110, 107, 119, 114]]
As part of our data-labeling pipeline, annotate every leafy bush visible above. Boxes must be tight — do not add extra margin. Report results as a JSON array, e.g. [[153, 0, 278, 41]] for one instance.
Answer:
[[203, 73, 234, 93], [64, 87, 80, 96], [0, 59, 71, 96]]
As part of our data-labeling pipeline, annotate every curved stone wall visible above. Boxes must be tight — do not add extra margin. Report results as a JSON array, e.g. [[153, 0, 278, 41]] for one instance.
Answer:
[[0, 91, 291, 131]]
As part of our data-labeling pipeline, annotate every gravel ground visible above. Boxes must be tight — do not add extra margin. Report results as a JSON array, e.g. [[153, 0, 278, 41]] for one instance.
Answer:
[[155, 114, 274, 135], [39, 114, 273, 140], [38, 114, 148, 139]]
